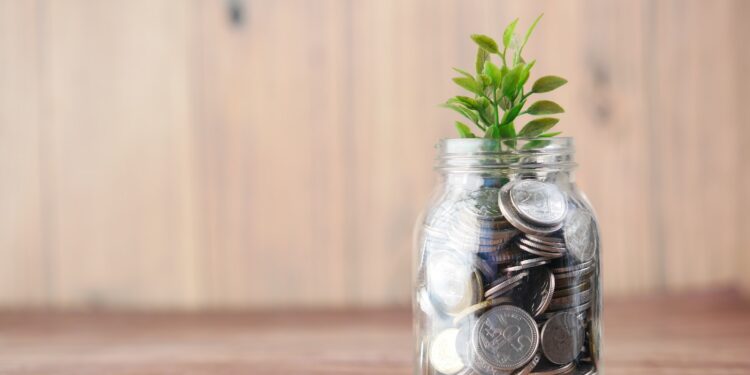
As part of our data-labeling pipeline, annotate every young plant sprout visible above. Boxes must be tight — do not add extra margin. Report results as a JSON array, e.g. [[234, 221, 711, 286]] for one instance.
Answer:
[[443, 15, 567, 144]]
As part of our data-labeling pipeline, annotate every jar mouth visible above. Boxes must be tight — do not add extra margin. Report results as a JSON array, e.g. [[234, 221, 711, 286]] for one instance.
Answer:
[[436, 137, 576, 172]]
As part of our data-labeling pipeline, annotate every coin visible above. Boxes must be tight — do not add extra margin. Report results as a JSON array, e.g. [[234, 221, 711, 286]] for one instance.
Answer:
[[517, 242, 565, 259], [540, 312, 584, 365], [430, 328, 466, 374], [519, 238, 566, 253], [553, 267, 594, 282], [485, 271, 528, 298], [508, 180, 567, 226], [498, 185, 564, 235], [501, 257, 550, 272], [550, 260, 594, 274], [426, 250, 476, 314], [511, 267, 555, 317], [482, 247, 521, 265], [548, 289, 592, 311], [563, 209, 597, 263], [473, 305, 540, 371], [552, 282, 591, 298], [417, 288, 439, 317], [525, 234, 565, 247]]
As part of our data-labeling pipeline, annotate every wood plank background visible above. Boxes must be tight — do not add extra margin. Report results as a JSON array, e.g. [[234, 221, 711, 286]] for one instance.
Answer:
[[0, 0, 748, 309]]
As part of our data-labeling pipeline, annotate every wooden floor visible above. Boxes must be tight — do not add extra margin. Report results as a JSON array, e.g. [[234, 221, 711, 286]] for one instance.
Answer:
[[0, 292, 748, 375]]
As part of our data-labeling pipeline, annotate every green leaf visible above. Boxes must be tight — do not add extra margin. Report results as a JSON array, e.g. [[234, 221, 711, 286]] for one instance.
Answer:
[[540, 131, 561, 137], [478, 74, 492, 88], [452, 77, 483, 96], [519, 117, 559, 137], [448, 96, 478, 110], [476, 97, 495, 127], [485, 124, 501, 139], [526, 100, 564, 115], [498, 121, 516, 139], [501, 65, 523, 99], [503, 19, 519, 49], [471, 34, 500, 54], [483, 61, 503, 86], [475, 48, 489, 74], [453, 67, 474, 79], [455, 121, 476, 138], [519, 60, 536, 87], [531, 76, 568, 93], [502, 100, 526, 124], [519, 14, 543, 56], [499, 96, 512, 111], [441, 103, 480, 125]]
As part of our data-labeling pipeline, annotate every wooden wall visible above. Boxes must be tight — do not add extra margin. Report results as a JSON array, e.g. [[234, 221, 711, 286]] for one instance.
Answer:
[[0, 0, 748, 309]]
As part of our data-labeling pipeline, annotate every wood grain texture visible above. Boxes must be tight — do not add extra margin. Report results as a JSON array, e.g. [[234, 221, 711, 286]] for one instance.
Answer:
[[39, 0, 201, 308], [0, 292, 748, 374], [0, 0, 46, 306], [0, 0, 748, 308]]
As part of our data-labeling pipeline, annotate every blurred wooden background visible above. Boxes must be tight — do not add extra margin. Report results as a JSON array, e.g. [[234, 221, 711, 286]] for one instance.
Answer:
[[1, 0, 749, 309]]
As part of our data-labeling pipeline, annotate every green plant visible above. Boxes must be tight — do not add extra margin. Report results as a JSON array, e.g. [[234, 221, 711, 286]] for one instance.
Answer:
[[443, 15, 567, 143]]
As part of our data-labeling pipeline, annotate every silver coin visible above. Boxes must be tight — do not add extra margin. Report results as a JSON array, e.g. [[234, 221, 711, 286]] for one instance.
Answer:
[[519, 238, 565, 253], [430, 328, 466, 374], [563, 209, 597, 263], [485, 272, 528, 298], [498, 186, 564, 235], [417, 288, 438, 317], [548, 289, 592, 311], [554, 274, 593, 289], [553, 282, 591, 298], [525, 234, 565, 246], [473, 305, 540, 371], [541, 301, 591, 318], [475, 258, 498, 282], [541, 312, 584, 365], [485, 248, 522, 265], [426, 250, 476, 314], [511, 267, 555, 317], [509, 180, 567, 226], [550, 260, 594, 274], [517, 243, 565, 259], [553, 267, 594, 282], [486, 278, 525, 300], [502, 258, 550, 272]]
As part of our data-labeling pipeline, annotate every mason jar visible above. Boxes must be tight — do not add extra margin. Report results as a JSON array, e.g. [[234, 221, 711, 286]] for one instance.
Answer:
[[413, 138, 601, 375]]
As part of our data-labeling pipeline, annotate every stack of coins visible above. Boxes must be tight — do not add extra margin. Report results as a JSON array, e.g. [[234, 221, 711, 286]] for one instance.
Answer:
[[419, 179, 599, 375]]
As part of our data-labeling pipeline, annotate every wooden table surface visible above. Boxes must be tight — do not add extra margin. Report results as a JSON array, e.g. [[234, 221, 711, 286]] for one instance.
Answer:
[[1, 292, 749, 375]]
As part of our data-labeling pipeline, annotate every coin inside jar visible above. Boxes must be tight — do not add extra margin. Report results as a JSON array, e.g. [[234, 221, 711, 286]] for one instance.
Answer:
[[563, 209, 597, 263], [426, 249, 477, 314], [498, 181, 565, 235], [429, 328, 466, 375], [508, 180, 567, 226], [472, 305, 540, 371], [540, 312, 584, 365], [511, 267, 555, 317]]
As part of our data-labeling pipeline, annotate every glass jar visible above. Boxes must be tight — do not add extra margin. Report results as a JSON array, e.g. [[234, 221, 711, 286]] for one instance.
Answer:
[[413, 138, 601, 375]]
